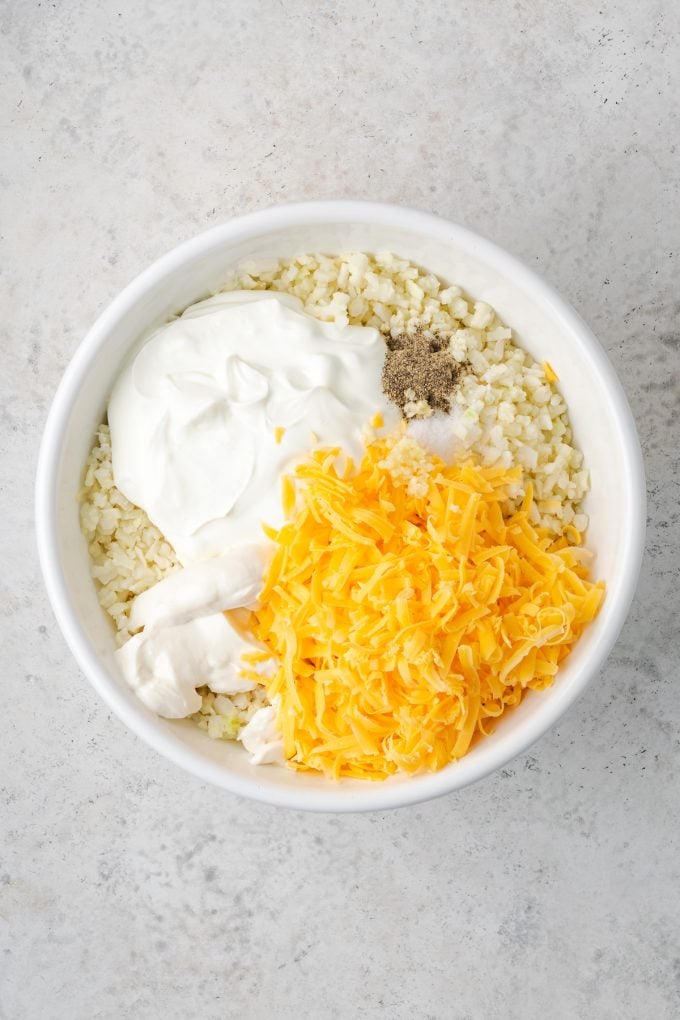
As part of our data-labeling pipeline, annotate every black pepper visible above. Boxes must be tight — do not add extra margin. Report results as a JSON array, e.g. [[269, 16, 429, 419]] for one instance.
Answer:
[[381, 326, 464, 418]]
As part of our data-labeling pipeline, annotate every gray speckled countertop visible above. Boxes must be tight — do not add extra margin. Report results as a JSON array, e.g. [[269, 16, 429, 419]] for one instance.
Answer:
[[2, 2, 679, 1018]]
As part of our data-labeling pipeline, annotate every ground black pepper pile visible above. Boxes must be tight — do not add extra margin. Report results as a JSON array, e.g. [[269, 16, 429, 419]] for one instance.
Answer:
[[381, 326, 464, 418]]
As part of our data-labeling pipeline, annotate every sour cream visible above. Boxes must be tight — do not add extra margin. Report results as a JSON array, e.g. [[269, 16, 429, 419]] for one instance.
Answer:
[[127, 545, 266, 633], [109, 290, 396, 564], [239, 702, 285, 765], [115, 611, 273, 719], [114, 545, 277, 720]]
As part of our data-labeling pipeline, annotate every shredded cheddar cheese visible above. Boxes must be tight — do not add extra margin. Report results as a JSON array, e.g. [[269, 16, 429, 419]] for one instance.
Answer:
[[542, 360, 559, 383], [253, 438, 604, 780]]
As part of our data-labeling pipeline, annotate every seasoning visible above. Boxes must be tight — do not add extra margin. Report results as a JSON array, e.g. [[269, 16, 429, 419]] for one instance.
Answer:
[[381, 326, 464, 419]]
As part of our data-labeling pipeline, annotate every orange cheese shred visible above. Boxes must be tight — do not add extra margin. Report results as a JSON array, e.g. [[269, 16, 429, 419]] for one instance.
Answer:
[[542, 360, 559, 383], [253, 437, 604, 780]]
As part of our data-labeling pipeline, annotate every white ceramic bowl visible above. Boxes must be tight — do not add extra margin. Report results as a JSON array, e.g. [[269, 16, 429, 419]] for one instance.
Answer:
[[36, 201, 645, 812]]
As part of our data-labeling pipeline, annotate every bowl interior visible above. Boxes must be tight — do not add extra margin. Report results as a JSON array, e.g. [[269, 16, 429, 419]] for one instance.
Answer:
[[44, 208, 643, 810]]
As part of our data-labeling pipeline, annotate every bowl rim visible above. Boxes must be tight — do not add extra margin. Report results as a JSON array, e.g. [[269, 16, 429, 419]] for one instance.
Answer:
[[35, 199, 646, 812]]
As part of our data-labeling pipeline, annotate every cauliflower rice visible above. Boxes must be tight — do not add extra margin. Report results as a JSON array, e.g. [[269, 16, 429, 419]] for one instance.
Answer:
[[80, 250, 590, 740], [80, 424, 179, 644]]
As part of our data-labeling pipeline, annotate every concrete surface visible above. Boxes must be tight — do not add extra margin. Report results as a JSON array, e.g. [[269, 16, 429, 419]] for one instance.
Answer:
[[2, 1, 679, 1017]]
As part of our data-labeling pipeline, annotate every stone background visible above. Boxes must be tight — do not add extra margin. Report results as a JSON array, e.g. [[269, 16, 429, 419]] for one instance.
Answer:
[[2, 1, 678, 1017]]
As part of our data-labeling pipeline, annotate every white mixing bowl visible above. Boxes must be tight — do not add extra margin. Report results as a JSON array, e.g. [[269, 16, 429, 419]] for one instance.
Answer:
[[35, 201, 645, 811]]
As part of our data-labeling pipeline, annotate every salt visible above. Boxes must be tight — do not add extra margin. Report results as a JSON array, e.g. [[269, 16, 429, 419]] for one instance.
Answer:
[[407, 407, 468, 465]]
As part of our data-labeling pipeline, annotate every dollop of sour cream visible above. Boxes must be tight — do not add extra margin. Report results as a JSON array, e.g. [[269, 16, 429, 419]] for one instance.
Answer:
[[239, 701, 285, 765], [127, 545, 266, 634], [116, 611, 272, 719], [109, 290, 396, 564], [114, 551, 276, 719]]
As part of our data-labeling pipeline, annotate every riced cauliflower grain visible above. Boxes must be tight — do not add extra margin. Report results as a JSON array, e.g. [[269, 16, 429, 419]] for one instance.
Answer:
[[79, 424, 180, 645]]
